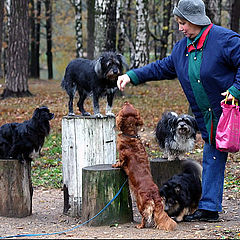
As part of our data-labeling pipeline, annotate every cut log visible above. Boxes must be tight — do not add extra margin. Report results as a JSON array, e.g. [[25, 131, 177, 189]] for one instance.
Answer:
[[62, 116, 116, 217], [81, 164, 133, 226], [0, 159, 33, 217], [150, 158, 183, 190]]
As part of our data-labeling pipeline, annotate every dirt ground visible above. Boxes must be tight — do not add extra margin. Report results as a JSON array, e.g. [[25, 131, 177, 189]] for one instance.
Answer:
[[0, 162, 239, 239]]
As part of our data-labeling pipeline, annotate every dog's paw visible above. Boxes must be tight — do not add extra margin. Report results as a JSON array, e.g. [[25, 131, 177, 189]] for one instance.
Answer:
[[94, 113, 104, 118], [106, 112, 115, 117], [82, 112, 91, 116]]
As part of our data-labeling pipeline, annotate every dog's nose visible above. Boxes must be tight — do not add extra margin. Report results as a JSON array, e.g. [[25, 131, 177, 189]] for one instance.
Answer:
[[113, 69, 119, 74]]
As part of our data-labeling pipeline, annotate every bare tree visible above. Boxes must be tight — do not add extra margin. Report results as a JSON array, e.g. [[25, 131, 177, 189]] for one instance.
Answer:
[[70, 0, 83, 58], [1, 0, 31, 99], [29, 0, 41, 78], [117, 0, 125, 54], [134, 0, 149, 68], [0, 0, 4, 77], [105, 0, 117, 51], [231, 0, 240, 33], [160, 0, 171, 59], [45, 0, 53, 79], [95, 0, 107, 57], [204, 0, 221, 25], [87, 0, 95, 59]]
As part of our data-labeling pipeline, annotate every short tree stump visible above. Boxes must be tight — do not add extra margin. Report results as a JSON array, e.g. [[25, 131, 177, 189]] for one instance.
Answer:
[[0, 159, 33, 217], [81, 164, 133, 226]]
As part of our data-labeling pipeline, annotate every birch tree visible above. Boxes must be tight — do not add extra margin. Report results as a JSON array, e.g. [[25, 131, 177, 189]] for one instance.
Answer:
[[70, 0, 83, 58], [95, 0, 106, 57], [134, 0, 149, 68]]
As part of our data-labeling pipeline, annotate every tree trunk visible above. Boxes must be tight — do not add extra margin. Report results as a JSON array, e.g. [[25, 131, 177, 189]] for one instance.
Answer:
[[117, 0, 125, 54], [172, 0, 184, 48], [160, 0, 171, 59], [134, 0, 149, 68], [94, 0, 107, 57], [0, 159, 33, 217], [29, 0, 35, 78], [81, 164, 133, 226], [35, 0, 41, 78], [231, 0, 240, 33], [105, 0, 117, 52], [0, 0, 4, 77], [204, 0, 221, 25], [45, 0, 53, 79], [1, 0, 31, 99], [62, 116, 116, 217], [87, 0, 95, 59], [70, 0, 83, 58]]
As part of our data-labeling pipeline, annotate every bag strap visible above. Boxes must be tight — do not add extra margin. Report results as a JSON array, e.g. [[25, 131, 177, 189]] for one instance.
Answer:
[[225, 90, 238, 106]]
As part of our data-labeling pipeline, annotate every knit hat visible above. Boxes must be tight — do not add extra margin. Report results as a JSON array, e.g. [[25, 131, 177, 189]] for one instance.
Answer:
[[173, 0, 211, 26]]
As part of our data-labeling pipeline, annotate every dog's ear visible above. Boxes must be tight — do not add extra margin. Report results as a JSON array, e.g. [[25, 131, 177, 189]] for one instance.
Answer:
[[32, 108, 40, 119], [190, 116, 199, 132], [94, 57, 103, 78], [116, 53, 129, 71]]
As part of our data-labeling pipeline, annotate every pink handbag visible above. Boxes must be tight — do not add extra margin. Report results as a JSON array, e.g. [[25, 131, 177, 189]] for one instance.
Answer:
[[216, 95, 240, 153]]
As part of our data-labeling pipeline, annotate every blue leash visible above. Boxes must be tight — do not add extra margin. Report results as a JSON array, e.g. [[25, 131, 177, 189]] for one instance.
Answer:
[[0, 179, 128, 239]]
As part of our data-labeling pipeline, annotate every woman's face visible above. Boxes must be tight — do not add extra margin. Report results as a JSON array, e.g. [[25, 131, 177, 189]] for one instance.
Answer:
[[176, 17, 202, 39]]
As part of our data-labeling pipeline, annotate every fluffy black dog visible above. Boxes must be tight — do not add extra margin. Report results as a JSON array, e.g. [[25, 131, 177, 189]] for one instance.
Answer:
[[0, 106, 54, 162], [61, 51, 128, 117], [160, 159, 202, 222], [155, 111, 198, 160]]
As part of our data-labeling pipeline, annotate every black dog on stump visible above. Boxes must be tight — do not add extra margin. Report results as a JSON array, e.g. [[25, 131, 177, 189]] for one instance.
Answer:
[[0, 106, 54, 163], [61, 52, 128, 117]]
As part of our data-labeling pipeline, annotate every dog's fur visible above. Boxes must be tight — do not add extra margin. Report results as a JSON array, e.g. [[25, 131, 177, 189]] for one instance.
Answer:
[[112, 102, 177, 231], [155, 111, 198, 160], [61, 51, 127, 117], [160, 159, 202, 222], [0, 106, 54, 162]]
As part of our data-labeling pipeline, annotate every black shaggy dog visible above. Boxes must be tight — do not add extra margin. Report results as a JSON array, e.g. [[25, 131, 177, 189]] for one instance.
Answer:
[[155, 111, 198, 160], [0, 106, 54, 163], [61, 51, 128, 117], [160, 159, 202, 222]]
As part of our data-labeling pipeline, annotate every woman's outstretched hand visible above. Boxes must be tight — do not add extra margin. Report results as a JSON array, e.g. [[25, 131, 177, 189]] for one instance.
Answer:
[[117, 74, 131, 91]]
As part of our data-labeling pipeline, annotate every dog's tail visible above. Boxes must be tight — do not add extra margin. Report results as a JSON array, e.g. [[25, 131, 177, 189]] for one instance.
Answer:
[[181, 159, 202, 180]]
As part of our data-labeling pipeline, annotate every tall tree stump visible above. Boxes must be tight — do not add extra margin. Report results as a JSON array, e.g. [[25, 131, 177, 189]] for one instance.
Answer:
[[150, 158, 183, 190], [81, 164, 133, 226], [62, 116, 116, 217], [0, 159, 33, 217]]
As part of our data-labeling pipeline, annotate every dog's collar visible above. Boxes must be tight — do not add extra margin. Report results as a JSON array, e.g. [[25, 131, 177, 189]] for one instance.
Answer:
[[122, 133, 140, 139]]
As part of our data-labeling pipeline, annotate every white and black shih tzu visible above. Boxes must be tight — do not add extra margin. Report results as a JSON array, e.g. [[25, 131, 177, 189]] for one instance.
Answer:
[[155, 111, 198, 161]]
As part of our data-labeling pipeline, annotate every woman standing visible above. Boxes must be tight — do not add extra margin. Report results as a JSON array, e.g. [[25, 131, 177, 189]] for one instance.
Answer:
[[117, 0, 240, 222]]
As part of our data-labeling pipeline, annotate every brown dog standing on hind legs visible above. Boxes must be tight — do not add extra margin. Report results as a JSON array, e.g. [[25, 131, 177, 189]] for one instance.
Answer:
[[112, 102, 177, 231]]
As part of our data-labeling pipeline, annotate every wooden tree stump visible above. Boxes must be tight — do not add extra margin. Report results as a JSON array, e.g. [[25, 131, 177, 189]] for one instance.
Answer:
[[62, 116, 116, 217], [150, 158, 183, 190], [0, 159, 33, 217], [81, 164, 133, 226]]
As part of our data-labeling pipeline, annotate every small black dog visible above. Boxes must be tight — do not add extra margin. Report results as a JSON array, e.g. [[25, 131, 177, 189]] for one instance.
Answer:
[[160, 159, 202, 222], [61, 51, 128, 117], [0, 106, 54, 162], [155, 111, 198, 160]]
